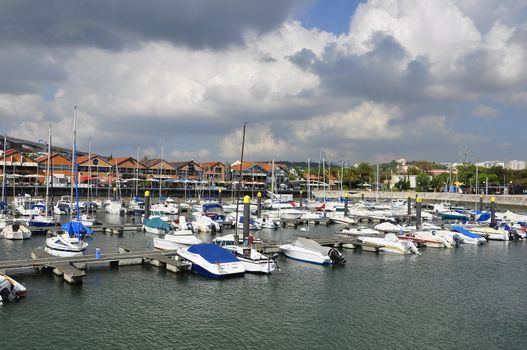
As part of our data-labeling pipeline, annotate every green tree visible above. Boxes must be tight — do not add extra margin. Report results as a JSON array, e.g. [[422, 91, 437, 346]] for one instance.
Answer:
[[430, 173, 449, 192], [356, 162, 373, 184], [416, 173, 431, 191], [395, 177, 410, 191], [406, 166, 420, 175]]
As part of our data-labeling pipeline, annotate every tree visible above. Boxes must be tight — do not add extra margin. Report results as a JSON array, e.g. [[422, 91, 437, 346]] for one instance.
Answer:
[[416, 173, 431, 191], [406, 166, 420, 175], [430, 173, 449, 192], [356, 162, 373, 184], [395, 177, 410, 191]]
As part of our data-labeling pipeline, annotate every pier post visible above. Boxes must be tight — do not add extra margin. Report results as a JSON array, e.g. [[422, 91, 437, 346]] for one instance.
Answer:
[[144, 191, 151, 219], [361, 193, 364, 201], [407, 196, 412, 217], [490, 196, 496, 226], [257, 192, 262, 218], [243, 195, 250, 241], [299, 190, 303, 208], [416, 197, 422, 230], [479, 195, 483, 212], [218, 188, 222, 204], [113, 187, 117, 200], [344, 193, 349, 217]]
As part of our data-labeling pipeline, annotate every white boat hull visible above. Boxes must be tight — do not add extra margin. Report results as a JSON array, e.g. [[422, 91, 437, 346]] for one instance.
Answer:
[[1, 224, 32, 240], [279, 244, 332, 265]]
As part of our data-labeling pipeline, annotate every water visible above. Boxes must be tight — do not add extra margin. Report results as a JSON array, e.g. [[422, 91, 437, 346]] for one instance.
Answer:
[[1, 214, 527, 349]]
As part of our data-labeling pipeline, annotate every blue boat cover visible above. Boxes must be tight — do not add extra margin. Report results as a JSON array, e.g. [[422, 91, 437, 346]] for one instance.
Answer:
[[477, 213, 490, 222], [203, 203, 223, 211], [62, 221, 93, 237], [188, 243, 239, 263], [451, 226, 481, 239], [143, 218, 171, 230]]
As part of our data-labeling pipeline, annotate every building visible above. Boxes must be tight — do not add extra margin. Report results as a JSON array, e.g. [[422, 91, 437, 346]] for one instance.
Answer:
[[142, 159, 177, 179], [390, 175, 418, 189], [171, 161, 204, 181], [199, 162, 227, 182], [506, 160, 526, 170], [77, 155, 112, 182], [109, 157, 146, 179], [35, 153, 73, 186], [0, 149, 39, 185], [230, 162, 289, 190]]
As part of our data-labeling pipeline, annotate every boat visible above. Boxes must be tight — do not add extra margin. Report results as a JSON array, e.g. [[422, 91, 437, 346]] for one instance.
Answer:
[[278, 208, 304, 220], [0, 274, 27, 305], [1, 223, 32, 240], [340, 226, 381, 236], [202, 202, 226, 223], [143, 217, 172, 235], [279, 237, 346, 265], [153, 229, 202, 250], [105, 200, 124, 215], [13, 194, 44, 217], [45, 221, 91, 254], [28, 214, 56, 228], [410, 230, 457, 248], [358, 234, 420, 255], [177, 243, 245, 278], [213, 234, 274, 273], [450, 226, 487, 245], [374, 222, 406, 233], [191, 215, 221, 233], [468, 226, 510, 241]]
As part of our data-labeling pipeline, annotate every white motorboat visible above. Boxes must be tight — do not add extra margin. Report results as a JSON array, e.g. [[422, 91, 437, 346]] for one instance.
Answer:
[[177, 243, 245, 278], [279, 208, 304, 220], [0, 274, 27, 305], [1, 223, 32, 240], [105, 200, 123, 215], [279, 237, 346, 265], [45, 232, 88, 253], [153, 229, 202, 250], [468, 226, 510, 241], [450, 226, 486, 245], [358, 234, 420, 255], [329, 214, 357, 225], [223, 246, 277, 274], [143, 217, 172, 235], [0, 214, 12, 230], [340, 227, 381, 236], [191, 215, 221, 233], [374, 222, 406, 233], [14, 194, 44, 216], [28, 214, 56, 228], [411, 230, 457, 248]]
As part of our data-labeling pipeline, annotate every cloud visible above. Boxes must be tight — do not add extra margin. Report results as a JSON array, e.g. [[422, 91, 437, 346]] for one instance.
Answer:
[[472, 104, 498, 119], [0, 0, 297, 50], [170, 149, 211, 161]]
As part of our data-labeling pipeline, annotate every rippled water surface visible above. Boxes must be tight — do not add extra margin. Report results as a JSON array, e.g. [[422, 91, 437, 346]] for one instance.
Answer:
[[1, 213, 527, 349]]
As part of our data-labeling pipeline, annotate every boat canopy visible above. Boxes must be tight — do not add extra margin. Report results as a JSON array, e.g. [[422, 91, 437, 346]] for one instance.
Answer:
[[203, 203, 223, 211], [62, 221, 93, 237], [451, 226, 481, 239], [143, 218, 171, 231], [293, 237, 330, 254], [188, 243, 239, 264]]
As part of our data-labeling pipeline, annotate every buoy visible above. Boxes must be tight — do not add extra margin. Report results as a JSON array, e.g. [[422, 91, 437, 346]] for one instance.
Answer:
[[95, 247, 102, 259]]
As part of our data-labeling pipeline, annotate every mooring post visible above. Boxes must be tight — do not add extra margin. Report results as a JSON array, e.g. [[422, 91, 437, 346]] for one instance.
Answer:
[[243, 195, 250, 242], [407, 196, 412, 217], [344, 193, 349, 217], [113, 187, 117, 200], [218, 188, 222, 204], [490, 196, 496, 226], [144, 190, 150, 219], [361, 193, 365, 201], [479, 195, 483, 212], [256, 192, 262, 218], [416, 197, 422, 230], [299, 190, 303, 208]]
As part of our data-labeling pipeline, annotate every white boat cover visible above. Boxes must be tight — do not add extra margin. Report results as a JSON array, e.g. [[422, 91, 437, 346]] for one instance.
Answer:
[[292, 237, 330, 255]]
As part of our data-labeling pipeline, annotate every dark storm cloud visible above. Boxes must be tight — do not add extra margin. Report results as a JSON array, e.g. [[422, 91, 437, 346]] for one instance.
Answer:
[[0, 48, 66, 94], [0, 0, 296, 50], [289, 34, 434, 104]]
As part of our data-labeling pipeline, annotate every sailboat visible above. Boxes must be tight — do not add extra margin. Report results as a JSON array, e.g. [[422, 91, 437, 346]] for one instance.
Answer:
[[45, 107, 93, 256]]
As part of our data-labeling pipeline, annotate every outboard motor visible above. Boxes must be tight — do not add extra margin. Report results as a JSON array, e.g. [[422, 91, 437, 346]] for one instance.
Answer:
[[509, 229, 521, 241], [452, 234, 463, 246], [328, 248, 346, 265]]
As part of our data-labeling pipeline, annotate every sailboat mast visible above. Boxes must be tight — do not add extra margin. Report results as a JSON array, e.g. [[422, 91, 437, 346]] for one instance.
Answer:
[[2, 135, 6, 206], [88, 136, 92, 216], [134, 146, 139, 199], [271, 159, 275, 194], [234, 122, 247, 242], [322, 156, 326, 202], [159, 144, 164, 200], [307, 157, 310, 201], [45, 125, 51, 216], [73, 107, 80, 221]]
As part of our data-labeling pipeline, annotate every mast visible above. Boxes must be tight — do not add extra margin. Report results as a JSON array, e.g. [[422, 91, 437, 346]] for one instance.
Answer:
[[271, 159, 275, 194], [50, 129, 54, 214], [45, 125, 51, 216], [73, 106, 80, 221], [88, 136, 92, 216], [307, 157, 310, 201], [69, 107, 75, 221], [375, 163, 379, 202], [2, 135, 6, 207], [234, 122, 247, 243], [159, 144, 164, 200], [134, 146, 139, 199], [322, 156, 326, 202]]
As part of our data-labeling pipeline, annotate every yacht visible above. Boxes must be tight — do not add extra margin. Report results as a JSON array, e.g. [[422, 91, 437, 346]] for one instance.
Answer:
[[153, 229, 202, 250], [214, 234, 276, 273], [45, 222, 91, 255], [279, 237, 346, 265], [358, 234, 420, 255]]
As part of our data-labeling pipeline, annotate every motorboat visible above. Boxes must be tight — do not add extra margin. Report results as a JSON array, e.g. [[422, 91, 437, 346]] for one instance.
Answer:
[[231, 214, 262, 230], [45, 221, 91, 254], [177, 243, 245, 278], [374, 222, 407, 233], [1, 223, 32, 240], [153, 230, 202, 250], [13, 194, 45, 216], [410, 230, 457, 248], [340, 227, 381, 236], [191, 215, 221, 233], [143, 217, 172, 235], [468, 226, 510, 241], [28, 214, 56, 228], [0, 274, 27, 305], [0, 214, 13, 230], [358, 234, 420, 255], [223, 246, 277, 274], [278, 208, 304, 220], [105, 200, 124, 215], [279, 237, 346, 265], [328, 214, 357, 225], [450, 226, 487, 245]]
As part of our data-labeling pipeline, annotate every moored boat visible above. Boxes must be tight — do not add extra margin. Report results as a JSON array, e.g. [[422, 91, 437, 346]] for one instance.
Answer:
[[279, 237, 346, 265], [1, 223, 32, 240], [0, 274, 27, 305], [177, 243, 245, 278]]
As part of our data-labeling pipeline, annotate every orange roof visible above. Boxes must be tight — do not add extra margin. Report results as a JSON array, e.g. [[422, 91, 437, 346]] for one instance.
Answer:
[[35, 153, 71, 165], [199, 162, 225, 169], [76, 154, 112, 167], [231, 162, 287, 172], [110, 157, 145, 169]]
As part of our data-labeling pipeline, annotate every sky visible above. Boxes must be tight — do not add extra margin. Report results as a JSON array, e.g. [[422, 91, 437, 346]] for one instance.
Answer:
[[1, 0, 526, 164]]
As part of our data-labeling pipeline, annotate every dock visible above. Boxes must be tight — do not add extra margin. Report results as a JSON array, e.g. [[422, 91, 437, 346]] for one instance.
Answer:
[[0, 247, 191, 284]]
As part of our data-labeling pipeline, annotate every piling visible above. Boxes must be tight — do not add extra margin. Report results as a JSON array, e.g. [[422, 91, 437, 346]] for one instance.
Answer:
[[344, 193, 349, 217], [113, 187, 117, 200], [299, 190, 303, 208], [407, 196, 412, 216], [479, 195, 483, 212], [490, 196, 496, 226], [144, 191, 151, 219], [257, 192, 262, 218], [361, 193, 365, 201], [243, 195, 250, 240], [416, 197, 422, 230], [218, 188, 222, 204]]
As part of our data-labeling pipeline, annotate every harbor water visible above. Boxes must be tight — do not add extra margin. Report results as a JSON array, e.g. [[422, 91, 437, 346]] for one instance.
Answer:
[[1, 213, 527, 349]]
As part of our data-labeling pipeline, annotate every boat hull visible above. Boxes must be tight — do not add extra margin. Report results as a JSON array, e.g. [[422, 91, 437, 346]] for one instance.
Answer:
[[279, 245, 332, 265]]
